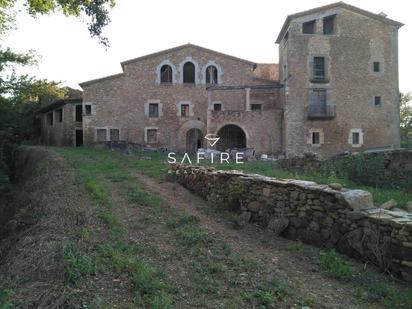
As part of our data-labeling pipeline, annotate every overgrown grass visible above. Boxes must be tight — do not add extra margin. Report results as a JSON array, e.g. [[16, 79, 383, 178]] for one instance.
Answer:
[[318, 250, 352, 281], [63, 241, 97, 285]]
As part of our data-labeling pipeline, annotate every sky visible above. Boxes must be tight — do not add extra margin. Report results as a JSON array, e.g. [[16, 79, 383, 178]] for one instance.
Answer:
[[3, 0, 411, 92]]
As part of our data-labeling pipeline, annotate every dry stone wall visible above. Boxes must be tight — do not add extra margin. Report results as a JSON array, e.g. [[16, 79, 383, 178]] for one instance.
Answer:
[[170, 164, 412, 282]]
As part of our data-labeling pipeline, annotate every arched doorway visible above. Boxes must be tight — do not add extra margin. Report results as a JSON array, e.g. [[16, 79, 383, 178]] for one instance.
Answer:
[[186, 128, 203, 154], [216, 124, 246, 151]]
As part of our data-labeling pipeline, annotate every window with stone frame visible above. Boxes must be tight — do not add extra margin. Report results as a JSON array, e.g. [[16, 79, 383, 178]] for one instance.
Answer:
[[97, 129, 107, 142], [149, 103, 159, 118], [160, 65, 173, 83], [146, 129, 157, 143], [180, 104, 189, 117], [302, 20, 315, 34], [110, 129, 119, 141], [348, 128, 363, 147], [213, 103, 222, 111]]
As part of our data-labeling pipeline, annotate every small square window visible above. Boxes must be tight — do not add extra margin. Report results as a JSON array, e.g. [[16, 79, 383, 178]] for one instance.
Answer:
[[352, 132, 360, 145], [149, 103, 159, 118], [303, 20, 315, 34], [147, 129, 157, 143], [373, 62, 380, 73], [97, 129, 107, 142], [181, 104, 189, 117], [47, 112, 53, 125], [312, 132, 320, 145], [251, 104, 262, 111], [110, 129, 119, 141], [374, 96, 381, 107], [56, 109, 63, 122], [85, 105, 92, 115], [213, 103, 222, 111]]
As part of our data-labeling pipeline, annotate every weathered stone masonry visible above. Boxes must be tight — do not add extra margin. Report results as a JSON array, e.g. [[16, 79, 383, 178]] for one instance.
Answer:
[[171, 164, 412, 281]]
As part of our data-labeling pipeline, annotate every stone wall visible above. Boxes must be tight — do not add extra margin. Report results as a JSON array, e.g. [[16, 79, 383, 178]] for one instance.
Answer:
[[170, 164, 412, 281]]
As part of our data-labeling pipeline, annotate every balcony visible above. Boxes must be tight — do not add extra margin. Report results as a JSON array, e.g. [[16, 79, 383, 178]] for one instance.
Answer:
[[307, 104, 336, 119]]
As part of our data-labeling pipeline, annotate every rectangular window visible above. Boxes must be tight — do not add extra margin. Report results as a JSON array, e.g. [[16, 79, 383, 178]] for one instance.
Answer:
[[149, 103, 159, 118], [147, 129, 157, 143], [85, 105, 92, 115], [374, 96, 381, 107], [312, 132, 320, 145], [373, 62, 380, 73], [75, 105, 82, 122], [97, 129, 107, 142], [251, 104, 262, 111], [303, 20, 315, 34], [56, 109, 63, 122], [313, 57, 325, 80], [181, 104, 189, 117], [47, 112, 53, 125], [323, 15, 335, 35], [213, 103, 222, 111], [110, 129, 119, 141], [352, 132, 360, 145]]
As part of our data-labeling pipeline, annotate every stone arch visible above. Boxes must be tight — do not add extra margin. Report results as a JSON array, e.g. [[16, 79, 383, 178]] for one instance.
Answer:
[[177, 120, 206, 152], [201, 60, 223, 84], [155, 60, 177, 84], [216, 123, 248, 151], [178, 57, 200, 84]]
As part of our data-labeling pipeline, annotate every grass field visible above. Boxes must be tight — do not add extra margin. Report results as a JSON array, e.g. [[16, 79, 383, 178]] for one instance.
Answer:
[[55, 146, 412, 308]]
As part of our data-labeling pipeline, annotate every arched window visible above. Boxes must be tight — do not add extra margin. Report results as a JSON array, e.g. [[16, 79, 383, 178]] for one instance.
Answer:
[[160, 65, 173, 83], [183, 62, 195, 84], [206, 65, 218, 84]]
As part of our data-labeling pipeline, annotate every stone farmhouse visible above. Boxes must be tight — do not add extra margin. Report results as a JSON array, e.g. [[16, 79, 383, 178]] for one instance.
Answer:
[[39, 2, 403, 158]]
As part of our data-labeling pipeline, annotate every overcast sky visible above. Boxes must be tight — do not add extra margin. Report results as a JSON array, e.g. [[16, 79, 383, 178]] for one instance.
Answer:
[[3, 0, 411, 92]]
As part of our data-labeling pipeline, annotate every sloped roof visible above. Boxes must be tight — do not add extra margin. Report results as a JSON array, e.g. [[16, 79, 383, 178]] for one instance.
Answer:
[[275, 2, 404, 43], [120, 43, 256, 68], [253, 63, 279, 81], [38, 98, 82, 114], [79, 73, 124, 88]]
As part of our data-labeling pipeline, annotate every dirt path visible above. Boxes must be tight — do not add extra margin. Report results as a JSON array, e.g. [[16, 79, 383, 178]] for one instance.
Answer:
[[132, 172, 379, 309]]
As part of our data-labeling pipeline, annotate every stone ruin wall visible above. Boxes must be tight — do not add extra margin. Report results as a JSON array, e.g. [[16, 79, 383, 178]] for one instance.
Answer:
[[170, 164, 412, 282]]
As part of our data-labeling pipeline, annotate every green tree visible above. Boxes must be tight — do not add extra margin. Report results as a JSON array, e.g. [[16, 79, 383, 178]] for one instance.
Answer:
[[0, 0, 116, 45], [400, 92, 412, 148]]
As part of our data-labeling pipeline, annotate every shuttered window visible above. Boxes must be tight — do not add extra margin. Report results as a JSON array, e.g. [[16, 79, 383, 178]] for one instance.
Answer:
[[110, 129, 119, 141], [97, 129, 107, 142]]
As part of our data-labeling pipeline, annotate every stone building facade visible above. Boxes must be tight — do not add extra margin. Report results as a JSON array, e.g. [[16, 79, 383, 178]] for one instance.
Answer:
[[40, 2, 403, 158]]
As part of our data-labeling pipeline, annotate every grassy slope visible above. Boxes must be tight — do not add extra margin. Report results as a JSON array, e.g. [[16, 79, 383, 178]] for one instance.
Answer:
[[52, 147, 411, 308]]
